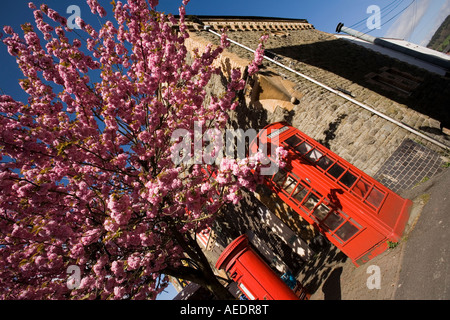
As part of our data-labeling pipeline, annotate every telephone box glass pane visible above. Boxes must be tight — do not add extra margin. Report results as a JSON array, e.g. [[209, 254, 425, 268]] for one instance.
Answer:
[[351, 179, 371, 198], [328, 163, 345, 179], [340, 171, 357, 188], [306, 149, 323, 162], [317, 156, 333, 171], [273, 169, 287, 187], [283, 176, 298, 195], [292, 184, 308, 203], [366, 187, 385, 208], [323, 212, 345, 231], [335, 221, 359, 242], [285, 135, 302, 147], [312, 203, 331, 221], [295, 142, 312, 155], [303, 192, 321, 211]]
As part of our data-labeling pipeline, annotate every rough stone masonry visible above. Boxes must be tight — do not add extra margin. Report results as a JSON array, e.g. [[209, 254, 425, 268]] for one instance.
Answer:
[[185, 17, 450, 180]]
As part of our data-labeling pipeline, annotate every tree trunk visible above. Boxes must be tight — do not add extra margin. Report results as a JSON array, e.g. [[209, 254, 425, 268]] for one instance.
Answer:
[[166, 226, 235, 300], [164, 264, 234, 300]]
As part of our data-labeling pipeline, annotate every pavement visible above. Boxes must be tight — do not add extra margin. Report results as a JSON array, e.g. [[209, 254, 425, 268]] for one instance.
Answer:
[[302, 167, 450, 300]]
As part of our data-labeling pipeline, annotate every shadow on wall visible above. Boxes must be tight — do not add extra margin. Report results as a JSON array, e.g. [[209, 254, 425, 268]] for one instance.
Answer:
[[213, 190, 307, 275], [318, 113, 348, 149], [269, 38, 450, 129]]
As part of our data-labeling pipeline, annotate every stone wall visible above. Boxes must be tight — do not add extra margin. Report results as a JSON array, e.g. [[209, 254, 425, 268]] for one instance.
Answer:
[[191, 27, 450, 177], [184, 16, 313, 32]]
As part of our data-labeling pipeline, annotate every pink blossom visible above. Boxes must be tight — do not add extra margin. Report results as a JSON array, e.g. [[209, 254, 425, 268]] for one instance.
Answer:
[[247, 34, 269, 76], [113, 286, 126, 299], [127, 253, 141, 270], [0, 0, 267, 300], [70, 243, 85, 259], [80, 276, 96, 290], [81, 228, 101, 246], [149, 0, 160, 9], [111, 260, 125, 277], [275, 146, 288, 168]]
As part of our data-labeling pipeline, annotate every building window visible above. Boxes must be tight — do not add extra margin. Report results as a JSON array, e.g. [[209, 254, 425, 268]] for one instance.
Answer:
[[312, 203, 332, 221], [365, 67, 423, 96], [317, 155, 334, 171], [351, 178, 371, 199], [305, 148, 323, 162], [339, 170, 358, 188], [302, 191, 322, 212], [327, 163, 345, 179]]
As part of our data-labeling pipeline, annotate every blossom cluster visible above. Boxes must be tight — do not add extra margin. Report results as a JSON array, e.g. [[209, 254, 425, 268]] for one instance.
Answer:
[[0, 0, 269, 300], [247, 33, 269, 76]]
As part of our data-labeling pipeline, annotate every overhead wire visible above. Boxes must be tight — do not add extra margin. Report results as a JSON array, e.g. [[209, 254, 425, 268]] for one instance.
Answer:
[[347, 0, 416, 37], [360, 0, 409, 34], [364, 0, 416, 35], [349, 0, 403, 30]]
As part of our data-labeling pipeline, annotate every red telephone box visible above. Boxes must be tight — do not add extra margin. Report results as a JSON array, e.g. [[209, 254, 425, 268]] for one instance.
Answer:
[[249, 122, 412, 266], [215, 234, 300, 300]]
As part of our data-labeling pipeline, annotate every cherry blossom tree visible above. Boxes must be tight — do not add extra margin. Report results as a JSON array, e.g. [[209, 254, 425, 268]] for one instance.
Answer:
[[0, 0, 272, 299]]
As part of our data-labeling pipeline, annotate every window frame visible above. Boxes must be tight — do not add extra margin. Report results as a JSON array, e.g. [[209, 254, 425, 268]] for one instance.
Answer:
[[300, 189, 323, 214], [333, 219, 361, 243], [281, 174, 299, 196], [280, 134, 387, 214], [324, 211, 362, 244], [284, 134, 302, 148], [290, 181, 310, 205]]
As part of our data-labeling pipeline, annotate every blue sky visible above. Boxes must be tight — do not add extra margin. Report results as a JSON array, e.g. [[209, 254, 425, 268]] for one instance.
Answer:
[[1, 0, 448, 300], [2, 0, 448, 100]]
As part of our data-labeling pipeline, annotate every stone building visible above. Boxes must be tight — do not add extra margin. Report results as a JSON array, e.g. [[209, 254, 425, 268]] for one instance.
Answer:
[[172, 16, 450, 298]]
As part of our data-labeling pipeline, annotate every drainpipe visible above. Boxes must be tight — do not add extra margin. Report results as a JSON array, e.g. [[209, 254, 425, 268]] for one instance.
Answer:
[[336, 23, 376, 43], [203, 26, 450, 151]]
